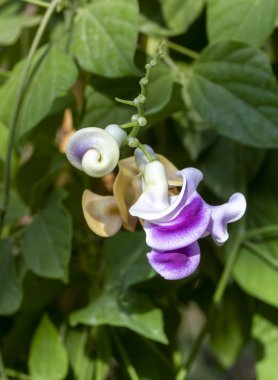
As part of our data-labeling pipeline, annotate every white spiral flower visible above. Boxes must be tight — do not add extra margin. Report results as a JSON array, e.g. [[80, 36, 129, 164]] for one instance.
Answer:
[[66, 125, 126, 178]]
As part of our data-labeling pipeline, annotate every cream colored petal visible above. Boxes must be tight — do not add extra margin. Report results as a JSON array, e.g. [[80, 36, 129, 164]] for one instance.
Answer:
[[157, 154, 183, 187], [82, 190, 122, 237], [57, 109, 75, 153], [113, 157, 140, 231]]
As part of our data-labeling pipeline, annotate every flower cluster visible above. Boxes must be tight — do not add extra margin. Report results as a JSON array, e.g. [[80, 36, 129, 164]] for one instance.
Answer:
[[66, 127, 246, 280], [129, 159, 246, 280]]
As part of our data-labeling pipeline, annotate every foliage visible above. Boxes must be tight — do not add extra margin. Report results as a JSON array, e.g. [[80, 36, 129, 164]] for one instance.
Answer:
[[0, 0, 278, 379]]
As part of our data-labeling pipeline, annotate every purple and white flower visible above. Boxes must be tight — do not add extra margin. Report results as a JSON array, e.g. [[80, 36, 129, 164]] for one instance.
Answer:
[[129, 160, 246, 280]]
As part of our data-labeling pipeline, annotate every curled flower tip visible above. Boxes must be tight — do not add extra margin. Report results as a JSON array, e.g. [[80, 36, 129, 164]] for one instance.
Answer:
[[66, 127, 121, 177], [208, 192, 247, 245]]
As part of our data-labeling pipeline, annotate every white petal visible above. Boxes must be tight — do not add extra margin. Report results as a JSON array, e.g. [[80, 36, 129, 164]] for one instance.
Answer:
[[129, 167, 203, 222], [208, 192, 247, 245], [134, 145, 155, 174], [105, 124, 127, 146]]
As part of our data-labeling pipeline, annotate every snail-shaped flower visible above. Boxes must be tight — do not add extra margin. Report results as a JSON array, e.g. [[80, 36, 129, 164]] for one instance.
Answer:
[[66, 124, 126, 177], [80, 145, 181, 237]]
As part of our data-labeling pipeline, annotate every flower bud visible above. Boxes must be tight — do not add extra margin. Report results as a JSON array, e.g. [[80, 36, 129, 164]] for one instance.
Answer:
[[138, 117, 147, 126], [127, 137, 139, 148], [134, 145, 155, 174]]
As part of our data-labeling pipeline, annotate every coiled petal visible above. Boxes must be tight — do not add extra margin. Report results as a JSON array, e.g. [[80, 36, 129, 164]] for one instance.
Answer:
[[66, 126, 125, 177]]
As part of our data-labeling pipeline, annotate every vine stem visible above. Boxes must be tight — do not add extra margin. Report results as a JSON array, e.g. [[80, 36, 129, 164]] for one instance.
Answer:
[[115, 97, 134, 106], [244, 224, 278, 239], [22, 0, 49, 8], [6, 368, 31, 380], [0, 0, 61, 234], [127, 41, 165, 138], [243, 240, 278, 269], [0, 349, 7, 380], [213, 222, 244, 304], [167, 41, 199, 60], [110, 329, 140, 380], [177, 223, 244, 379], [181, 147, 247, 379], [177, 224, 244, 379], [137, 143, 154, 162], [120, 121, 137, 129], [140, 337, 174, 373]]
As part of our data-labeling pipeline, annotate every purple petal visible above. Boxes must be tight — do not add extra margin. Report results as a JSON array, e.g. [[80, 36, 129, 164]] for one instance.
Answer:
[[144, 193, 211, 251], [147, 242, 201, 280], [207, 192, 246, 245], [129, 167, 203, 222]]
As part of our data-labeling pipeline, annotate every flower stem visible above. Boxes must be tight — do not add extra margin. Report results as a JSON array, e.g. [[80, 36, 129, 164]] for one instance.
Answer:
[[137, 143, 154, 162], [0, 0, 61, 234], [120, 121, 137, 129], [181, 220, 245, 379], [167, 41, 199, 60], [22, 0, 49, 8], [6, 368, 31, 380], [181, 146, 247, 379], [115, 97, 134, 106], [182, 321, 208, 378], [244, 224, 278, 239], [0, 349, 7, 380], [243, 240, 278, 269], [141, 337, 174, 373], [110, 329, 140, 380], [213, 223, 244, 304], [127, 41, 165, 138]]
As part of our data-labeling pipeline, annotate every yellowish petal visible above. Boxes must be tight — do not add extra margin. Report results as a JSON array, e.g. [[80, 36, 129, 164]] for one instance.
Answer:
[[113, 157, 140, 231], [56, 109, 75, 153], [82, 190, 122, 237], [157, 154, 183, 187], [113, 154, 182, 231]]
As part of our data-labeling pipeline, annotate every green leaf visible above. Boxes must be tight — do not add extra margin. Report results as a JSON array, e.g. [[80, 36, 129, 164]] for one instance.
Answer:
[[70, 290, 168, 344], [70, 232, 168, 343], [15, 136, 60, 206], [0, 45, 78, 138], [209, 287, 251, 368], [4, 188, 30, 226], [188, 41, 278, 147], [234, 236, 278, 308], [207, 0, 278, 47], [0, 120, 8, 161], [20, 191, 72, 281], [0, 15, 40, 46], [103, 231, 155, 291], [21, 273, 65, 313], [0, 238, 22, 315], [71, 0, 139, 77], [233, 154, 278, 307], [66, 327, 110, 380], [253, 314, 278, 380], [199, 137, 265, 200], [145, 62, 174, 115], [140, 0, 204, 36], [159, 0, 205, 35], [81, 86, 134, 128], [65, 329, 95, 380], [28, 314, 68, 380]]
